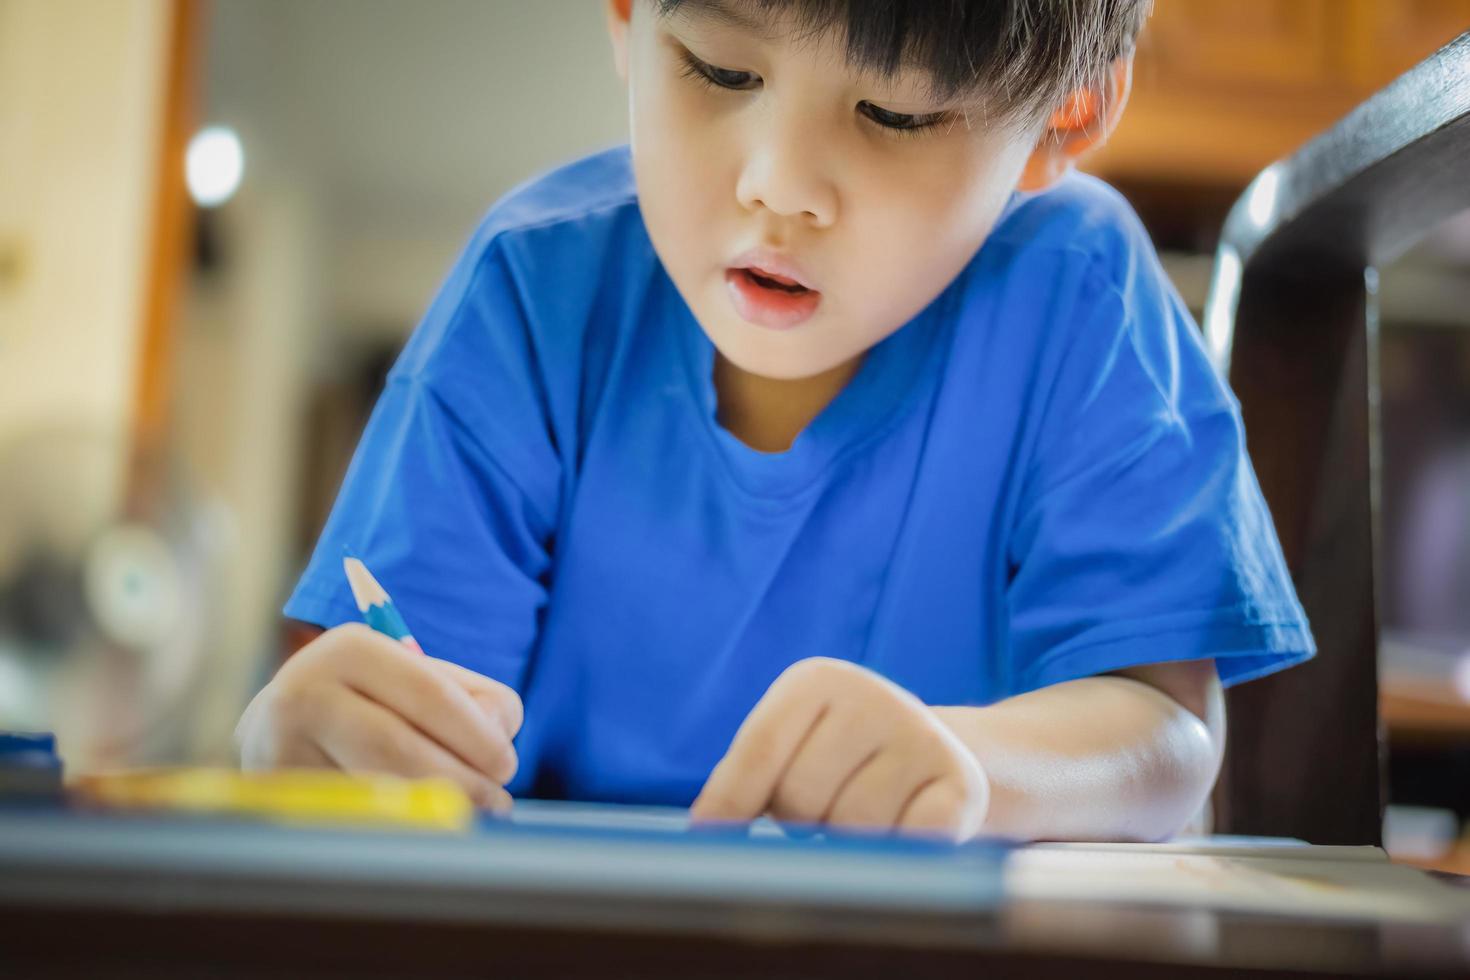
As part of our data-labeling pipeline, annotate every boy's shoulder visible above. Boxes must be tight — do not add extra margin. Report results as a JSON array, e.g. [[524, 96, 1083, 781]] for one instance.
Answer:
[[985, 169, 1157, 290], [468, 143, 641, 252], [394, 146, 644, 383]]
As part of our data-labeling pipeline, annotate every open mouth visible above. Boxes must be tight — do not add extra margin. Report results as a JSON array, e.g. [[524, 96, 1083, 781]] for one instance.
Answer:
[[741, 268, 810, 294], [724, 267, 822, 330]]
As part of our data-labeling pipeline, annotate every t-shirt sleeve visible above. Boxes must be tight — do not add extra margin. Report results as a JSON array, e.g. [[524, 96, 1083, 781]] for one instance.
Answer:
[[283, 238, 560, 692], [1005, 249, 1315, 694]]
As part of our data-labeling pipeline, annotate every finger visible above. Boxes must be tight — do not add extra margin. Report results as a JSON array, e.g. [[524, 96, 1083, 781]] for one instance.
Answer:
[[317, 687, 512, 812], [691, 684, 828, 823], [824, 745, 937, 832], [766, 705, 884, 826], [895, 778, 972, 842], [275, 737, 335, 770], [238, 710, 335, 770], [465, 688, 521, 741], [426, 658, 525, 738], [336, 626, 518, 784]]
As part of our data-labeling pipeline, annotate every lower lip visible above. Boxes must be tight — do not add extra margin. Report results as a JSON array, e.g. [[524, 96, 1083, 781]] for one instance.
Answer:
[[724, 269, 821, 330]]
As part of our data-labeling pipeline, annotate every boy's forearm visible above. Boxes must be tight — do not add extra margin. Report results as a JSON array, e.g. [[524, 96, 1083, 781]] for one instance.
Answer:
[[932, 667, 1223, 842]]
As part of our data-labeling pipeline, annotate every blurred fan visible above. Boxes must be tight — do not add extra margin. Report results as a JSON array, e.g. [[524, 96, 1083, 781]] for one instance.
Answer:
[[0, 423, 220, 770]]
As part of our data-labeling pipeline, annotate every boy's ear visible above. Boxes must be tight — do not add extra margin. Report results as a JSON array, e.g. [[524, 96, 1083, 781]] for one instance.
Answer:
[[606, 0, 633, 84], [1017, 54, 1134, 192]]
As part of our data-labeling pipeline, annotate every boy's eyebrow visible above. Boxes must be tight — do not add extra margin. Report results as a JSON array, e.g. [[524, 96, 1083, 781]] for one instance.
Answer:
[[671, 0, 780, 41]]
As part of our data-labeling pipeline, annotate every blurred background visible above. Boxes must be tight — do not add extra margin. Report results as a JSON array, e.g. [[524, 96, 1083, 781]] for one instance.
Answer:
[[0, 0, 1467, 867]]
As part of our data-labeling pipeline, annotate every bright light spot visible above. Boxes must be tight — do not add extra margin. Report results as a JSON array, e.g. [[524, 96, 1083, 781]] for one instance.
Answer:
[[1247, 165, 1280, 230], [1203, 245, 1241, 371], [1454, 651, 1470, 703], [185, 125, 244, 207]]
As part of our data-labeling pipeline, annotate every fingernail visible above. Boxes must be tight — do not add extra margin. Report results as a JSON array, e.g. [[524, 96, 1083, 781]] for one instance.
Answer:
[[467, 781, 494, 810]]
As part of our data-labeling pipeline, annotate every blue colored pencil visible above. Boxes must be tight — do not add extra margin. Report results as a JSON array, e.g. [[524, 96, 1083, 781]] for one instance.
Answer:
[[343, 556, 423, 654]]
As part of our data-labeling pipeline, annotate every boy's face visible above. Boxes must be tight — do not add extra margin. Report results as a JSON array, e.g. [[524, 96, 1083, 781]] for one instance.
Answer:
[[607, 0, 1047, 382]]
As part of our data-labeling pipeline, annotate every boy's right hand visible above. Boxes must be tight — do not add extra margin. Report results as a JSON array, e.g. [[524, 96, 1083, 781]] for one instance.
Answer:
[[234, 623, 522, 811]]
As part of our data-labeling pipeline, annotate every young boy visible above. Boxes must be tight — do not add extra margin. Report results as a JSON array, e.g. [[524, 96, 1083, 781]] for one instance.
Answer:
[[237, 0, 1315, 842]]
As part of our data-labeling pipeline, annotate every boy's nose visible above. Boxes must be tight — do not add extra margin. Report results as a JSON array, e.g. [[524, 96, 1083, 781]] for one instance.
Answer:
[[734, 123, 838, 230]]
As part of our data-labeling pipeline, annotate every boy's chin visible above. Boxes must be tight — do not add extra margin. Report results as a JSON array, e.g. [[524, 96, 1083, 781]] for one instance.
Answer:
[[706, 331, 858, 383]]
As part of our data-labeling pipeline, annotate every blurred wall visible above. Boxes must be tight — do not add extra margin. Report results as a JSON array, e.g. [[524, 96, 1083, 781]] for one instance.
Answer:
[[168, 0, 630, 758], [205, 0, 629, 343], [0, 0, 170, 490]]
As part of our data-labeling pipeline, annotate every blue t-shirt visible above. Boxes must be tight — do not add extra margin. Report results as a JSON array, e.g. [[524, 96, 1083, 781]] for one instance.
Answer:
[[285, 144, 1314, 806]]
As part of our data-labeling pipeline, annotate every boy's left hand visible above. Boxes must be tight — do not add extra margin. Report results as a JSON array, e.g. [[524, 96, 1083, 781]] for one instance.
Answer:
[[690, 657, 989, 841]]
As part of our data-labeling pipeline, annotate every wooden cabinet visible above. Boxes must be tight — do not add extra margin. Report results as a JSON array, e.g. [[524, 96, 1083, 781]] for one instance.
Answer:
[[1343, 0, 1470, 85], [1143, 0, 1338, 93], [1085, 0, 1470, 184]]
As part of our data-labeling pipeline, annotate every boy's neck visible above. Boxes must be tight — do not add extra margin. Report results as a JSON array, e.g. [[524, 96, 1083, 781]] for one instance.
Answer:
[[713, 352, 864, 453]]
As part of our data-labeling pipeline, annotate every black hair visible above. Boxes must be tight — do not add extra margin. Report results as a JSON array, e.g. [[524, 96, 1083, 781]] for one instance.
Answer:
[[652, 0, 1152, 133]]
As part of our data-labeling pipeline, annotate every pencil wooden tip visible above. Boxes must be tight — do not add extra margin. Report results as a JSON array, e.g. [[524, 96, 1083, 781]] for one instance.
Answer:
[[343, 556, 390, 612]]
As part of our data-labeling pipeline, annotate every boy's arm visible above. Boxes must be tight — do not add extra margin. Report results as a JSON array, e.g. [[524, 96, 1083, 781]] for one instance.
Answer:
[[692, 658, 1223, 843], [931, 659, 1224, 841]]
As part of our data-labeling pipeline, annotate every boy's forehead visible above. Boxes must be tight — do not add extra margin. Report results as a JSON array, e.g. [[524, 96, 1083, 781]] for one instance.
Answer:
[[659, 0, 783, 40], [667, 0, 840, 52]]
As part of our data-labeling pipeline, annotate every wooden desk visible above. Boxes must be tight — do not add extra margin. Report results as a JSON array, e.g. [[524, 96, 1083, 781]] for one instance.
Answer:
[[1380, 634, 1470, 744], [1384, 682, 1470, 744], [2, 807, 1467, 979]]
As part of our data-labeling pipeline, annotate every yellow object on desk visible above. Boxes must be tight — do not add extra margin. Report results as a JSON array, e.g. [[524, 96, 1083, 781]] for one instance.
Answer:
[[70, 768, 474, 832]]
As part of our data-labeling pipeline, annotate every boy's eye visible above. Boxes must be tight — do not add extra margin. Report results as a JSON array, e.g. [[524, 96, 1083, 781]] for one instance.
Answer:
[[677, 50, 760, 91], [676, 47, 949, 138], [858, 101, 948, 135]]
